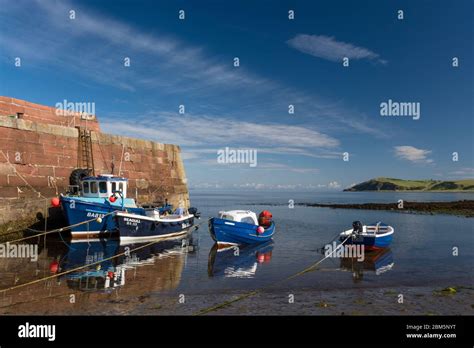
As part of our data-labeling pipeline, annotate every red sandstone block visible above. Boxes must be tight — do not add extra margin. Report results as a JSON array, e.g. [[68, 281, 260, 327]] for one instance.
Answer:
[[54, 167, 74, 178], [37, 167, 55, 176], [0, 187, 20, 198], [7, 175, 29, 186], [11, 98, 27, 106], [57, 156, 76, 168], [0, 97, 13, 103], [0, 103, 13, 115], [10, 105, 26, 115], [39, 133, 58, 144], [26, 176, 49, 187], [30, 153, 58, 166], [13, 164, 37, 176], [0, 175, 8, 186]]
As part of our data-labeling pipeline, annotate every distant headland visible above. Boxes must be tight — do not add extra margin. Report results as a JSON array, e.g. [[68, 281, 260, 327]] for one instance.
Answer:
[[344, 178, 474, 192]]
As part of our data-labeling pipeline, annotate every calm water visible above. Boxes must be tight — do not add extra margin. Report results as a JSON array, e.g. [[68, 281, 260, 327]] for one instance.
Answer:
[[1, 191, 473, 311]]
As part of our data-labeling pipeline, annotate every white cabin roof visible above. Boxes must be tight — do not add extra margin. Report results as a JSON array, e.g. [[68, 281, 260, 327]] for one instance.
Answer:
[[218, 210, 258, 225]]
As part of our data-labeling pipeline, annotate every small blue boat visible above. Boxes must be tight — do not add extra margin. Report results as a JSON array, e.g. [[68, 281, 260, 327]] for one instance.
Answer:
[[209, 210, 275, 246], [340, 221, 394, 250]]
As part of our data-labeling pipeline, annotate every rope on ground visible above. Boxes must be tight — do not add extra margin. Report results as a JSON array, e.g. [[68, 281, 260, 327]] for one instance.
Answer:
[[195, 233, 353, 315], [5, 211, 117, 244]]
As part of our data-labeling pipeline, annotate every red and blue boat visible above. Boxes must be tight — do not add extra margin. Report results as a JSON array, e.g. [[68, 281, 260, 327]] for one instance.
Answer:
[[209, 210, 275, 246], [339, 221, 394, 250]]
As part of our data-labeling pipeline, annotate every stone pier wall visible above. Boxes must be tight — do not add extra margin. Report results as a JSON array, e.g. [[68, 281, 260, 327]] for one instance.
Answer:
[[0, 97, 189, 231]]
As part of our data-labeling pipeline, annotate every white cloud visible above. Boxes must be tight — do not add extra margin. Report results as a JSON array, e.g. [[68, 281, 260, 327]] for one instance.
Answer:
[[287, 34, 386, 64], [394, 146, 433, 164], [448, 167, 474, 177], [102, 113, 340, 149], [0, 1, 387, 139], [328, 181, 341, 189]]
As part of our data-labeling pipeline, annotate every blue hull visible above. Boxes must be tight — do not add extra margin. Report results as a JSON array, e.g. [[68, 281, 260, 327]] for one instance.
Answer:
[[60, 196, 144, 235], [342, 233, 393, 250], [209, 218, 275, 245], [115, 214, 195, 240]]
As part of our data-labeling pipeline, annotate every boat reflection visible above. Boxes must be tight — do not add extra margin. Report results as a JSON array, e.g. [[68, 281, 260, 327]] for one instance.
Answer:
[[339, 248, 394, 283], [207, 241, 274, 278], [57, 233, 199, 292]]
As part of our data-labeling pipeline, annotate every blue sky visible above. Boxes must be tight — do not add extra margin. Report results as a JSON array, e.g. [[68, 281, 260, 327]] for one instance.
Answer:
[[0, 0, 472, 190]]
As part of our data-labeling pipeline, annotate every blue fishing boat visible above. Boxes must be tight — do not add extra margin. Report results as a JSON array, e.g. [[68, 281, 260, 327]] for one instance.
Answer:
[[59, 173, 172, 239], [209, 210, 275, 246], [60, 174, 143, 238], [339, 221, 394, 250], [114, 209, 196, 242]]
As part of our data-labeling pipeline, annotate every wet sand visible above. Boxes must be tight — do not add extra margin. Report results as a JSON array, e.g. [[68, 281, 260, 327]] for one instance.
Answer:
[[1, 284, 472, 316], [298, 200, 474, 218]]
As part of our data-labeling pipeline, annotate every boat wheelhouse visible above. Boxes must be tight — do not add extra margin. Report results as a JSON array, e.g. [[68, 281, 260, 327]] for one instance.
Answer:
[[60, 174, 145, 238]]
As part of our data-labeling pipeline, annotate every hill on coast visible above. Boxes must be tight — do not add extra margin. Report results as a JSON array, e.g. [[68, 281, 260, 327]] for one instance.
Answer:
[[344, 178, 474, 192]]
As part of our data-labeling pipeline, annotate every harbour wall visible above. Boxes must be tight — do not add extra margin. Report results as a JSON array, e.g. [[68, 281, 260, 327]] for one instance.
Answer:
[[0, 97, 189, 233]]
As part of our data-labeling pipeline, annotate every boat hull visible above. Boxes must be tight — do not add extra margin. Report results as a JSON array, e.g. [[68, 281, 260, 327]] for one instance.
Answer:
[[340, 229, 393, 250], [115, 212, 195, 241], [60, 196, 144, 237], [209, 217, 275, 245]]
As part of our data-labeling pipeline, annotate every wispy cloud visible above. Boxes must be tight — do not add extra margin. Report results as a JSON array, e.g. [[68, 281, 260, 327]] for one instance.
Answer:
[[394, 146, 433, 164], [448, 167, 474, 177], [0, 0, 387, 139], [287, 34, 386, 64], [102, 112, 339, 149]]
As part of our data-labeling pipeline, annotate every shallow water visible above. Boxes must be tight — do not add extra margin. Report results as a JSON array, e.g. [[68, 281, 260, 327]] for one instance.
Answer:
[[0, 191, 472, 313]]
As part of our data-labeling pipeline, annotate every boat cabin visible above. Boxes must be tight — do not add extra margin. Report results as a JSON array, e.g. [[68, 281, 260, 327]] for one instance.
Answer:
[[218, 210, 258, 225], [81, 174, 128, 199]]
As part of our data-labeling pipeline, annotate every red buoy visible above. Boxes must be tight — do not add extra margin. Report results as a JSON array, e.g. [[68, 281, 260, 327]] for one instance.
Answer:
[[49, 260, 59, 274], [256, 226, 265, 234], [109, 195, 117, 203], [257, 252, 265, 263], [107, 271, 114, 279], [51, 197, 60, 207]]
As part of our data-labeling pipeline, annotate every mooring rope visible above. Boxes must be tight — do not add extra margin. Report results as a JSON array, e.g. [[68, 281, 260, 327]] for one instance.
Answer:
[[195, 233, 352, 315], [0, 225, 201, 294], [0, 214, 208, 294], [5, 211, 117, 244]]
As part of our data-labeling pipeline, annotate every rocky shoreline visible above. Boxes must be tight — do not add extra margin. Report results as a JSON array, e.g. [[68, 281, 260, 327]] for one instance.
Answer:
[[297, 200, 474, 217]]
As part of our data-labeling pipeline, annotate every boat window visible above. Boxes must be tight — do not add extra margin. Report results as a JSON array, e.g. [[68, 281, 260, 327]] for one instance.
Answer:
[[83, 182, 89, 193], [111, 182, 116, 193], [222, 214, 234, 221], [99, 181, 107, 193], [241, 217, 256, 224], [90, 181, 98, 194], [118, 182, 124, 193]]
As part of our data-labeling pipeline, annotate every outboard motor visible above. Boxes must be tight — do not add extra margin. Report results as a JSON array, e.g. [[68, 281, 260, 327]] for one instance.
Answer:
[[352, 221, 363, 234], [188, 207, 200, 219]]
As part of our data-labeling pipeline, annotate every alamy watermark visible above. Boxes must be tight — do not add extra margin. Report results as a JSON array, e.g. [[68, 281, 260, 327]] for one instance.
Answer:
[[217, 147, 257, 167], [0, 242, 38, 262], [380, 99, 420, 120], [324, 241, 365, 261], [55, 99, 96, 118]]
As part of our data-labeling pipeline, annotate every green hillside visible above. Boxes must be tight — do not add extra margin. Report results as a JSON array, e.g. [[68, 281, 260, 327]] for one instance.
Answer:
[[344, 178, 474, 192]]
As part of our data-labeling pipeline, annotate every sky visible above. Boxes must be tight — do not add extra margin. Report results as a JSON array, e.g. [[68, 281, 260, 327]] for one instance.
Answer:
[[0, 0, 472, 191]]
